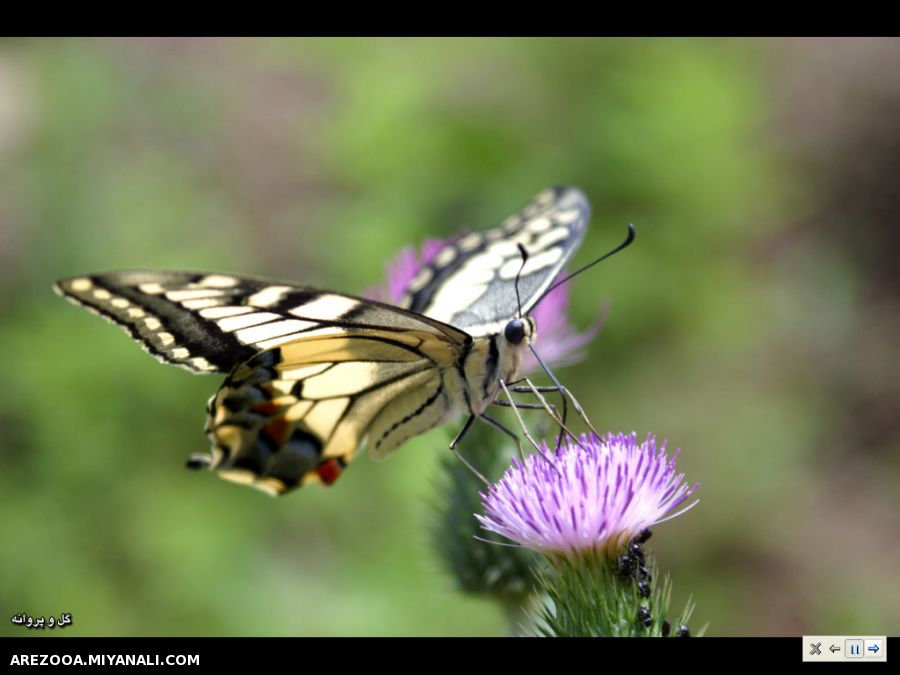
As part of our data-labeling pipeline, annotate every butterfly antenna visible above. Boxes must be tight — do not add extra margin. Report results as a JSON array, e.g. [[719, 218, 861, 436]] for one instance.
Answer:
[[535, 223, 636, 307], [515, 243, 529, 319]]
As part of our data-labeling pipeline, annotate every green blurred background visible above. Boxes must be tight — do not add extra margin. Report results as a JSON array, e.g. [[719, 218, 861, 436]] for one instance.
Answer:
[[1, 37, 898, 636]]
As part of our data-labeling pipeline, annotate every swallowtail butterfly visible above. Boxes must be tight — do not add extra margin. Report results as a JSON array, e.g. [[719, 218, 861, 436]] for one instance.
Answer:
[[54, 187, 590, 496]]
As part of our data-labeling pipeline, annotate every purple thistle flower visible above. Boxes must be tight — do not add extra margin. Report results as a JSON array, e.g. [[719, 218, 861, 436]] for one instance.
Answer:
[[476, 433, 700, 560], [366, 239, 603, 372], [366, 238, 447, 305]]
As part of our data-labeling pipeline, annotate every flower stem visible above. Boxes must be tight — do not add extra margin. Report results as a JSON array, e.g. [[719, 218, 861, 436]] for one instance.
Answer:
[[532, 552, 687, 637]]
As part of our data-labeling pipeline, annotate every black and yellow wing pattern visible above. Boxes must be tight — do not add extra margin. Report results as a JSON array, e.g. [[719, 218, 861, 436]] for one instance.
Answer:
[[54, 187, 591, 495], [399, 186, 589, 335]]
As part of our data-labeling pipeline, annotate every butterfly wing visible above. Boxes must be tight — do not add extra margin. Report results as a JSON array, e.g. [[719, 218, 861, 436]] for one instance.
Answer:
[[206, 327, 462, 495], [399, 186, 590, 336], [54, 271, 469, 373], [55, 271, 473, 495]]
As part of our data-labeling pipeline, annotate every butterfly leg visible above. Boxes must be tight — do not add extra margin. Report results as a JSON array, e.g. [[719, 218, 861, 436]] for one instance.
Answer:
[[492, 396, 564, 448], [492, 399, 561, 413], [492, 382, 568, 478], [505, 375, 569, 448], [527, 342, 600, 438], [492, 381, 552, 456], [448, 411, 539, 483], [492, 383, 562, 423], [448, 414, 490, 485], [491, 397, 565, 447], [508, 382, 598, 440], [514, 382, 565, 450], [503, 378, 590, 453], [478, 411, 536, 460], [501, 378, 575, 451]]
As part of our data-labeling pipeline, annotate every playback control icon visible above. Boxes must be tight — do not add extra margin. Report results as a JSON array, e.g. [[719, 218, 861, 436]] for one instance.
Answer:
[[803, 636, 886, 662]]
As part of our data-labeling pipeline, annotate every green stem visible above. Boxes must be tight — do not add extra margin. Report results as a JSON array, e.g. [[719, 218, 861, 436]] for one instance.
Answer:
[[532, 552, 687, 637]]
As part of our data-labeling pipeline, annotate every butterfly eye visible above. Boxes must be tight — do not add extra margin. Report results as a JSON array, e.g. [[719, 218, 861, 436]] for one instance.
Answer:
[[504, 319, 527, 345]]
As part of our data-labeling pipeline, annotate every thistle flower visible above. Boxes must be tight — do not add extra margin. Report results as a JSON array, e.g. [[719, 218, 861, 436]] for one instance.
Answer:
[[367, 238, 446, 305], [476, 432, 699, 561], [367, 238, 603, 372]]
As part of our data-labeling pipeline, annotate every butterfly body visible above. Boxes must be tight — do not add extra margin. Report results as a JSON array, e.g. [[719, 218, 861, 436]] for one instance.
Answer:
[[55, 187, 588, 496]]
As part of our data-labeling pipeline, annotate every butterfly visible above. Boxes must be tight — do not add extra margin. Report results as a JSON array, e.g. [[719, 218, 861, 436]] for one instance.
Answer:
[[54, 187, 590, 496]]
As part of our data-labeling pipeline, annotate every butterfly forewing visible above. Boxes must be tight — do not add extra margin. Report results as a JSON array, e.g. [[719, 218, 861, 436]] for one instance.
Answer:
[[54, 272, 469, 374], [401, 186, 589, 336]]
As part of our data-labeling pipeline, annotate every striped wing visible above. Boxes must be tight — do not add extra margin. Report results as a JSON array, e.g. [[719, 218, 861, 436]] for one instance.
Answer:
[[205, 328, 462, 496], [55, 271, 474, 496], [400, 186, 590, 336], [54, 271, 469, 374]]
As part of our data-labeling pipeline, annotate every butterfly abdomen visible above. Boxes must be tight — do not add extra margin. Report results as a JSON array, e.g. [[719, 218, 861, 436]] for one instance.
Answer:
[[365, 372, 454, 459]]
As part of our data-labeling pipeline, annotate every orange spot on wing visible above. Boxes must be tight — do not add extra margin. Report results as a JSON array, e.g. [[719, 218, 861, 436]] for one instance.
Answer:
[[316, 459, 343, 486], [252, 401, 284, 415]]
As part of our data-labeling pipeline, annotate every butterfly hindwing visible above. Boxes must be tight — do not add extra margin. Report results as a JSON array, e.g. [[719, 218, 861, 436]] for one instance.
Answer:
[[205, 328, 461, 495], [401, 186, 589, 336]]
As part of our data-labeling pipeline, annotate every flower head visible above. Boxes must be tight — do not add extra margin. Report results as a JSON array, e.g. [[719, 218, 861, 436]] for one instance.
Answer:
[[367, 239, 603, 372], [476, 433, 699, 560], [366, 238, 447, 305]]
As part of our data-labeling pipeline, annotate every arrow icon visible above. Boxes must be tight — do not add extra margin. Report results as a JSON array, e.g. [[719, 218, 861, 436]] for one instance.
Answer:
[[867, 644, 880, 654], [830, 644, 840, 654]]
